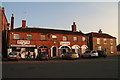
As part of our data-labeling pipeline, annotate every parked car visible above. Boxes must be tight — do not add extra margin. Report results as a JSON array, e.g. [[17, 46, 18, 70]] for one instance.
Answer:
[[81, 50, 98, 58], [37, 52, 49, 61], [62, 52, 79, 60], [7, 51, 20, 61], [97, 50, 107, 58]]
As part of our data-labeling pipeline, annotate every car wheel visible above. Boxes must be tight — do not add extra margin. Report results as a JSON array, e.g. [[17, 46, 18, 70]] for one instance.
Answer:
[[81, 55, 84, 58], [89, 55, 91, 58]]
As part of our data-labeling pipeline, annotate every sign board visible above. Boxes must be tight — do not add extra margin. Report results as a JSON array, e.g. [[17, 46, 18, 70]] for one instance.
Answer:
[[60, 41, 70, 46], [11, 45, 36, 47], [17, 40, 30, 45]]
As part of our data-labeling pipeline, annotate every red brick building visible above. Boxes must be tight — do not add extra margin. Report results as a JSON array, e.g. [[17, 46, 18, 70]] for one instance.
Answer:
[[0, 7, 9, 58], [87, 29, 117, 55], [7, 18, 88, 58]]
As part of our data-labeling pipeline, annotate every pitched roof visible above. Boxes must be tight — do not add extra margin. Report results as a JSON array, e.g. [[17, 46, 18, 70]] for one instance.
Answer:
[[87, 32, 116, 39], [9, 27, 87, 36]]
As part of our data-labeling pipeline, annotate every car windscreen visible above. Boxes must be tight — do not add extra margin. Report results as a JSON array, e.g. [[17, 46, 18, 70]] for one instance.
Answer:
[[9, 52, 17, 55], [85, 51, 91, 53], [92, 51, 97, 53], [69, 52, 76, 54]]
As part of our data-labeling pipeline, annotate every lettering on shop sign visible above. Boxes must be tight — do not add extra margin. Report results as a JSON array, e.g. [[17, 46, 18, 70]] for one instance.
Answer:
[[17, 40, 30, 45], [60, 41, 70, 46]]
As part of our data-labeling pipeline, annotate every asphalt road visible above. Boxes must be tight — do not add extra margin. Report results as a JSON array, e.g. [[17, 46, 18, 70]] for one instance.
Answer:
[[1, 56, 119, 79]]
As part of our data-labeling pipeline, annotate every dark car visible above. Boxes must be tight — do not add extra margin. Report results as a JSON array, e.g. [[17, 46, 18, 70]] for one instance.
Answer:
[[97, 50, 107, 58], [37, 52, 49, 61]]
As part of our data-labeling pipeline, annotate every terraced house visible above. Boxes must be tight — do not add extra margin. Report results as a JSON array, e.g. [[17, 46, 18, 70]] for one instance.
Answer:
[[7, 17, 89, 58], [1, 7, 117, 58]]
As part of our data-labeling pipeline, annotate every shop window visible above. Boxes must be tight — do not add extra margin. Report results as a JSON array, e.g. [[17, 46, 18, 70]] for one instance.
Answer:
[[73, 37, 78, 42], [104, 39, 107, 44], [97, 38, 100, 44], [27, 34, 32, 40], [52, 35, 57, 41], [41, 35, 46, 41], [82, 37, 86, 42], [62, 36, 67, 41], [14, 34, 20, 40]]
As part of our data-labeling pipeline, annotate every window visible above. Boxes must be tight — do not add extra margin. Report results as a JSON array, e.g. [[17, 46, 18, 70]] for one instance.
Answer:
[[14, 34, 20, 40], [62, 36, 67, 41], [104, 39, 107, 44], [52, 35, 57, 41], [41, 35, 46, 40], [96, 46, 101, 50], [110, 39, 113, 45], [27, 34, 32, 40], [97, 38, 100, 44], [82, 37, 86, 42], [73, 37, 78, 41], [111, 46, 114, 53]]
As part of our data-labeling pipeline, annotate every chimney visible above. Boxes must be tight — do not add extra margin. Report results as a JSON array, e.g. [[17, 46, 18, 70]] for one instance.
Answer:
[[11, 13, 14, 29], [72, 22, 76, 32], [22, 20, 26, 28], [98, 29, 102, 33]]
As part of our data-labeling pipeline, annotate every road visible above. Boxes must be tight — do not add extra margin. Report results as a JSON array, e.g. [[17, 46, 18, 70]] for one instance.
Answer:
[[1, 56, 119, 79]]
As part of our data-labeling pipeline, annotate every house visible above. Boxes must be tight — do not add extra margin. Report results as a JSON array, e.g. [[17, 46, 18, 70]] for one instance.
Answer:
[[87, 29, 117, 55], [7, 15, 89, 58], [0, 7, 9, 58]]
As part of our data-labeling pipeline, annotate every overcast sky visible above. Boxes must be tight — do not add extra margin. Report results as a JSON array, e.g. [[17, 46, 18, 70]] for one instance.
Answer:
[[2, 2, 119, 44]]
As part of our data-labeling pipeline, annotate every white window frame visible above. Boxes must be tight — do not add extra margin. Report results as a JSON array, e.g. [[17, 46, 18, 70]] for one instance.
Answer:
[[104, 39, 107, 44], [97, 38, 100, 44], [52, 35, 57, 41], [62, 36, 67, 41], [111, 46, 114, 53], [110, 39, 113, 45], [73, 37, 78, 42], [41, 35, 46, 41], [27, 34, 32, 40], [82, 37, 86, 42], [14, 34, 20, 40]]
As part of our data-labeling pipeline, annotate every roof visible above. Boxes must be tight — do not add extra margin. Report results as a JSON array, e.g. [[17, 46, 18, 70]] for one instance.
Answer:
[[8, 27, 87, 36], [87, 32, 116, 39]]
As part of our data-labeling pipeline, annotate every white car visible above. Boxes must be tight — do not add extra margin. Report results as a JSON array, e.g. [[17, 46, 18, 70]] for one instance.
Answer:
[[8, 51, 20, 60], [81, 50, 98, 58]]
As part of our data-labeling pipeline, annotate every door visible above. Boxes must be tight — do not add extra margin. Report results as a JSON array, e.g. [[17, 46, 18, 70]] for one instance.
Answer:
[[53, 47, 57, 56]]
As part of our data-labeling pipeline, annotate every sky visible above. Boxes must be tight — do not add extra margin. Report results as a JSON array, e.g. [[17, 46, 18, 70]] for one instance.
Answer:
[[1, 2, 119, 44]]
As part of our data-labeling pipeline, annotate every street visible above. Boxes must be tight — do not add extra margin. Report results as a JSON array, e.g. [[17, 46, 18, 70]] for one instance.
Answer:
[[1, 56, 119, 79]]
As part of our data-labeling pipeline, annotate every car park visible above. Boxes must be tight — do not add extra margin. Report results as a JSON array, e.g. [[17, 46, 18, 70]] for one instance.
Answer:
[[62, 52, 79, 60], [97, 50, 107, 58], [7, 51, 20, 61], [36, 52, 49, 61], [81, 50, 98, 58]]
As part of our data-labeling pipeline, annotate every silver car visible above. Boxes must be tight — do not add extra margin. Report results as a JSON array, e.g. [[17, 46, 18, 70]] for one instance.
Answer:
[[81, 50, 98, 58], [62, 52, 79, 60]]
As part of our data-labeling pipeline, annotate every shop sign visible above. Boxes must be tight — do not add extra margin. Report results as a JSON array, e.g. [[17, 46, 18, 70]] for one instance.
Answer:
[[60, 41, 70, 46], [11, 45, 36, 47], [17, 40, 30, 45]]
